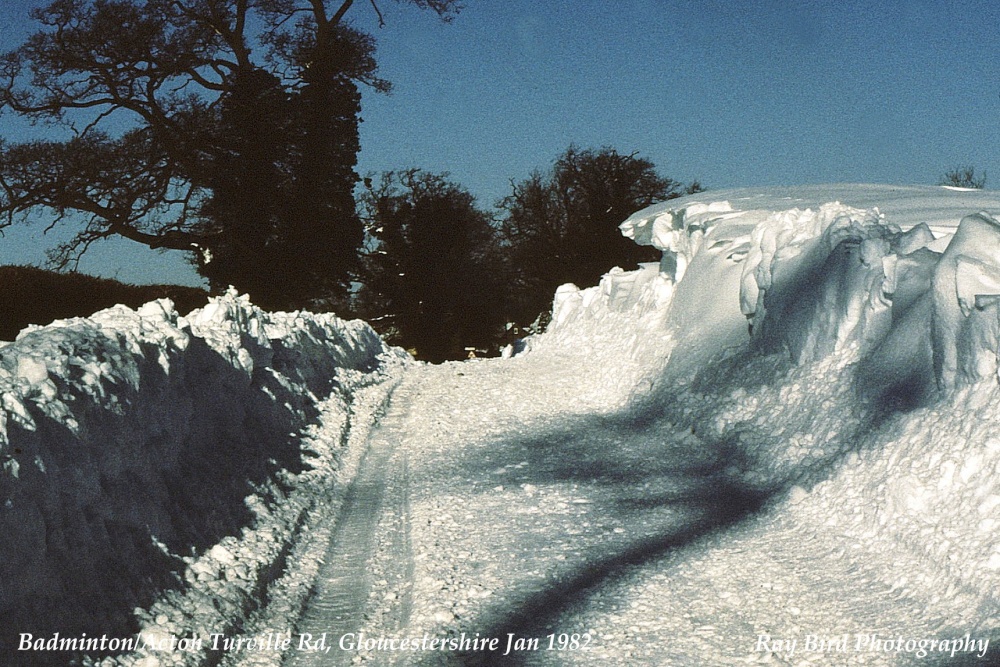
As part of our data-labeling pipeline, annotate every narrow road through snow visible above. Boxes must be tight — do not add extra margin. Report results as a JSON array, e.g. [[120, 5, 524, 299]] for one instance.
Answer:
[[284, 379, 417, 667], [283, 353, 993, 667]]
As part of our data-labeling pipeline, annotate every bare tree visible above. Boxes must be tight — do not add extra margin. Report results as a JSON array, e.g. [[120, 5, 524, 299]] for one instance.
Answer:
[[939, 165, 986, 189]]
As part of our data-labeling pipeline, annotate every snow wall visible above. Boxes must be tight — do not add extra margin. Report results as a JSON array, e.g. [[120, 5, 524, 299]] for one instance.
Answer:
[[0, 290, 403, 662], [531, 185, 1000, 639]]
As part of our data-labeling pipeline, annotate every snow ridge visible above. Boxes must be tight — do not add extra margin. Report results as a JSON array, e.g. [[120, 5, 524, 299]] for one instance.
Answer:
[[558, 185, 1000, 396], [0, 290, 404, 663]]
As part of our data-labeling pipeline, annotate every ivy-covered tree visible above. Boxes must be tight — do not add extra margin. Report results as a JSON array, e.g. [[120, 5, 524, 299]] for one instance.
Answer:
[[0, 0, 460, 311], [500, 145, 702, 326], [357, 169, 507, 361]]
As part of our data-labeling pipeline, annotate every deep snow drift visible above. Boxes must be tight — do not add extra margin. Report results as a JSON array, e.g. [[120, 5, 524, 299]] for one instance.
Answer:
[[549, 182, 1000, 525], [0, 290, 404, 664], [7, 183, 1000, 667], [519, 183, 1000, 663]]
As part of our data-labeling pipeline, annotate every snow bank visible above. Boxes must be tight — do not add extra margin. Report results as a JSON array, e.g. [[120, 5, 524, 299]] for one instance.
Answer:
[[531, 184, 1000, 634], [522, 264, 676, 404], [542, 184, 1000, 392], [0, 290, 403, 663]]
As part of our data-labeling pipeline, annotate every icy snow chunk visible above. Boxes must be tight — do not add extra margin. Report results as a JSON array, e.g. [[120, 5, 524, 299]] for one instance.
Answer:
[[183, 289, 275, 377], [2, 391, 36, 432], [620, 200, 734, 253], [620, 200, 755, 285], [236, 348, 255, 375], [787, 485, 809, 504], [739, 206, 828, 318], [956, 295, 1000, 384], [208, 544, 236, 566], [16, 356, 48, 385], [137, 298, 177, 324], [744, 204, 896, 363], [955, 257, 1000, 318], [886, 248, 938, 320], [896, 222, 936, 255], [187, 559, 218, 582], [859, 291, 937, 408], [931, 212, 1000, 388], [602, 264, 664, 312], [550, 283, 587, 328]]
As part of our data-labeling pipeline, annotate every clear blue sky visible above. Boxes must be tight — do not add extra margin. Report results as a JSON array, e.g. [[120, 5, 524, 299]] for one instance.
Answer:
[[1, 0, 999, 286]]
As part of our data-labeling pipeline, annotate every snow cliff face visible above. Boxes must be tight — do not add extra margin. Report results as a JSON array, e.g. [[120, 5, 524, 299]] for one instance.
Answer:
[[537, 185, 1000, 638], [0, 290, 401, 658], [546, 184, 1000, 395]]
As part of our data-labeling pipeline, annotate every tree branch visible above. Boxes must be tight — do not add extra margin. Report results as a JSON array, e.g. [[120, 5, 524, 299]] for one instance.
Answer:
[[330, 0, 355, 25], [368, 0, 385, 27]]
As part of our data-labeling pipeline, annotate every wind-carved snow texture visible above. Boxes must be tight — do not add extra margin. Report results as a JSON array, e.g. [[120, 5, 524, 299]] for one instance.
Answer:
[[616, 186, 1000, 395], [932, 213, 1000, 389], [0, 290, 403, 665]]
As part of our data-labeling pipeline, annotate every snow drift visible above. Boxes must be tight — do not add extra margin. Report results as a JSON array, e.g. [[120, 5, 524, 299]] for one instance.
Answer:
[[542, 184, 1000, 393], [0, 290, 402, 663], [8, 182, 1000, 665], [533, 184, 1000, 650]]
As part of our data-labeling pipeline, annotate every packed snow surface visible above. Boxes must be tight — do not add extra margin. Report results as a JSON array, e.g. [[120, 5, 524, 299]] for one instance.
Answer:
[[7, 184, 1000, 667]]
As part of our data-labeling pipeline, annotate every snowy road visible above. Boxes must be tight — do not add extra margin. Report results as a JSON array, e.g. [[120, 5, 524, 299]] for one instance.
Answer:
[[282, 348, 995, 667], [285, 381, 414, 667], [272, 187, 1000, 667]]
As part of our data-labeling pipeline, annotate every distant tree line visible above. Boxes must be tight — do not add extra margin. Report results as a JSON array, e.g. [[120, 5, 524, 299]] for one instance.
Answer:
[[357, 148, 702, 360], [0, 0, 702, 361], [0, 265, 208, 341]]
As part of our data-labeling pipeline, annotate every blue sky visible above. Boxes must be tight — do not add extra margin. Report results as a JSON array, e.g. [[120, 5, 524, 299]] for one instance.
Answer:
[[1, 0, 999, 286]]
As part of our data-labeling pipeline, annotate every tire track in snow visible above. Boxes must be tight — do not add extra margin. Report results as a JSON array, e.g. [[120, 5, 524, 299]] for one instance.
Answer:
[[282, 375, 418, 667]]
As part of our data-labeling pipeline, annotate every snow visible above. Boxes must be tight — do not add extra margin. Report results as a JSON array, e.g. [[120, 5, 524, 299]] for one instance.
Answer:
[[377, 183, 1000, 665], [8, 183, 1000, 666], [621, 183, 1000, 239], [0, 289, 405, 664]]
